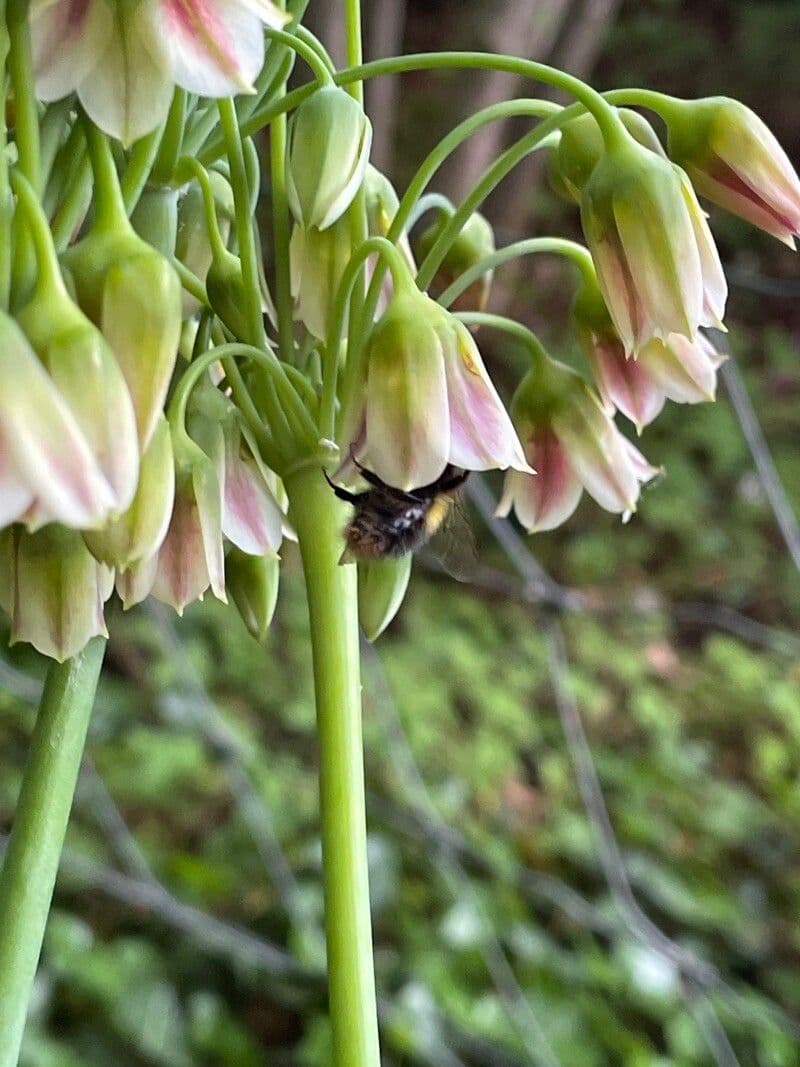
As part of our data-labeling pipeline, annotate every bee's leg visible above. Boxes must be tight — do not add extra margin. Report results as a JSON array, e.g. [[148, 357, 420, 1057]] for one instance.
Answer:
[[439, 469, 470, 493], [352, 457, 388, 491], [323, 469, 359, 504]]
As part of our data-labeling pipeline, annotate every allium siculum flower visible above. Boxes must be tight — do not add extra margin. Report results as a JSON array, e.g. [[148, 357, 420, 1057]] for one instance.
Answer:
[[580, 132, 727, 355], [1, 526, 113, 662], [354, 287, 530, 492], [662, 97, 800, 247], [496, 351, 659, 533], [31, 0, 290, 144], [574, 278, 726, 433], [0, 313, 116, 530]]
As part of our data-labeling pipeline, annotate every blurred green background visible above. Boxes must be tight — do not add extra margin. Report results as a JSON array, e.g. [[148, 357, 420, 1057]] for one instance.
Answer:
[[2, 1, 800, 1063]]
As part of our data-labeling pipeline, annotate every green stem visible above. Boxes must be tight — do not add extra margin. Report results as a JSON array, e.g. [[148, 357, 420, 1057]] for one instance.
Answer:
[[265, 26, 332, 85], [82, 119, 130, 234], [121, 124, 167, 214], [152, 89, 187, 184], [0, 638, 106, 1067], [344, 0, 364, 105], [438, 237, 596, 309], [218, 97, 266, 348], [457, 311, 550, 368], [286, 467, 380, 1067], [50, 152, 91, 251], [270, 116, 295, 363], [11, 170, 67, 299], [7, 0, 39, 189]]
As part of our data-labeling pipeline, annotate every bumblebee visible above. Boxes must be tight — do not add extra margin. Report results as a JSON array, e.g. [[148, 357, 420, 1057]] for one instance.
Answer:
[[325, 460, 469, 561]]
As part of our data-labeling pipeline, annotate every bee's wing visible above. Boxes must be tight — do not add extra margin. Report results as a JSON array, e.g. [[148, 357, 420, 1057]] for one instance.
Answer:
[[425, 496, 478, 582]]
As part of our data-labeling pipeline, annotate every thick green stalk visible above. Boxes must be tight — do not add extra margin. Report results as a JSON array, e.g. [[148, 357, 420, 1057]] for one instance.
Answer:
[[0, 639, 106, 1067], [286, 467, 381, 1067]]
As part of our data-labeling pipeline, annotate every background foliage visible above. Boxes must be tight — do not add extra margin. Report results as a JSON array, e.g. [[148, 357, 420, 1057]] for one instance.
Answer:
[[2, 1, 799, 1063]]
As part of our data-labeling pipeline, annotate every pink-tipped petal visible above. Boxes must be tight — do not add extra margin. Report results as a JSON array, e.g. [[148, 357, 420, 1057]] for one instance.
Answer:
[[496, 430, 582, 533], [553, 389, 641, 515], [642, 333, 722, 404], [154, 0, 267, 96], [222, 445, 284, 555], [443, 324, 531, 473], [588, 336, 666, 432]]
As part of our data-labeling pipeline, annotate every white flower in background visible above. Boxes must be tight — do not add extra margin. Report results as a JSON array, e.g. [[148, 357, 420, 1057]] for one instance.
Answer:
[[31, 0, 290, 143]]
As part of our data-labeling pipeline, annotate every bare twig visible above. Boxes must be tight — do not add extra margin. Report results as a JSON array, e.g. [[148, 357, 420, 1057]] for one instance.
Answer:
[[717, 340, 800, 573]]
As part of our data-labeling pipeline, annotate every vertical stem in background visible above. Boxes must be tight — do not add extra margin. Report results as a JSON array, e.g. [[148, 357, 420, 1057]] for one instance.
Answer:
[[0, 0, 11, 309], [287, 467, 381, 1067], [268, 0, 296, 361], [0, 639, 106, 1067], [343, 0, 369, 344], [7, 0, 39, 303]]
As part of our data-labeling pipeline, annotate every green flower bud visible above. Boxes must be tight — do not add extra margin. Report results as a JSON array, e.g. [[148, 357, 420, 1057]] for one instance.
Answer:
[[205, 246, 253, 339], [131, 185, 180, 257], [290, 214, 354, 339], [414, 210, 495, 311], [287, 85, 372, 231], [550, 109, 666, 203], [358, 555, 412, 642], [227, 548, 280, 643], [84, 414, 175, 569]]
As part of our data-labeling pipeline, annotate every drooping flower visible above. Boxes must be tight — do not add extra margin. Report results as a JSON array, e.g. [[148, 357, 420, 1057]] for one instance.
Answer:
[[663, 97, 800, 247], [0, 313, 116, 530], [354, 287, 530, 491], [496, 354, 659, 533], [580, 133, 727, 354], [31, 0, 291, 144]]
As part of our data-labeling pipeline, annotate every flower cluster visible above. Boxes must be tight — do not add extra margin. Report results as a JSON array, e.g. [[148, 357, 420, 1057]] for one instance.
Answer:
[[0, 4, 796, 667]]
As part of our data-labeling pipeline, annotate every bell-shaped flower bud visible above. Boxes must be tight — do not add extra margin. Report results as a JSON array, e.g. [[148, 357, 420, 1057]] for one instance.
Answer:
[[356, 287, 529, 491], [0, 313, 115, 530], [415, 210, 496, 311], [17, 288, 140, 515], [152, 428, 226, 615], [227, 549, 280, 643], [287, 85, 372, 231], [358, 555, 412, 642], [290, 214, 354, 339], [574, 275, 724, 432], [7, 526, 112, 662], [549, 109, 665, 203], [62, 223, 181, 450], [175, 173, 234, 316], [662, 97, 800, 247], [497, 353, 659, 533], [131, 185, 180, 257], [206, 243, 261, 340], [580, 134, 727, 354], [115, 553, 159, 612], [84, 415, 175, 569]]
